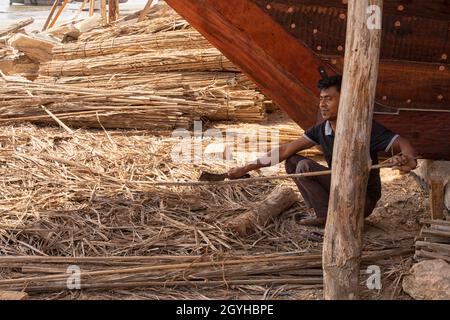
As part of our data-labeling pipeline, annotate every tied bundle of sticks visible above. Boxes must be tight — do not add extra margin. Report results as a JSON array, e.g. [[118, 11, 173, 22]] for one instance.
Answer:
[[52, 30, 212, 60], [0, 76, 266, 130], [0, 249, 412, 293], [36, 72, 256, 91], [415, 219, 450, 263]]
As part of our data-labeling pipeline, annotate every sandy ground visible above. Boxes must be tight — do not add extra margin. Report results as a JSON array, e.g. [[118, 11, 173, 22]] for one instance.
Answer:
[[0, 0, 149, 31]]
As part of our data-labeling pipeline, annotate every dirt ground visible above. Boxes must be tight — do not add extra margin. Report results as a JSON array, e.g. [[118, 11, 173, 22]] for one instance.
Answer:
[[0, 117, 437, 300]]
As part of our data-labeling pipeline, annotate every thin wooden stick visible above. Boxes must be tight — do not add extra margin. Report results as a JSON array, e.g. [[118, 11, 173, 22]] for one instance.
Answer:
[[132, 163, 395, 187], [89, 0, 95, 17], [138, 0, 154, 22], [42, 1, 59, 31], [48, 0, 70, 29], [0, 18, 34, 37], [25, 91, 74, 135], [72, 0, 89, 21]]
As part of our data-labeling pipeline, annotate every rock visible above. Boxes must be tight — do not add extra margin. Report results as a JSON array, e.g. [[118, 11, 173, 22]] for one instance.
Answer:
[[413, 160, 450, 211], [402, 259, 450, 300]]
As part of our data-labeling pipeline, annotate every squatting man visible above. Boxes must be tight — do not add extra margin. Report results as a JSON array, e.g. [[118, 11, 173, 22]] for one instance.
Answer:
[[228, 75, 418, 227]]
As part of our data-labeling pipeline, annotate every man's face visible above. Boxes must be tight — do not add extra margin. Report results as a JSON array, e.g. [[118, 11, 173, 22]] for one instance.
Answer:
[[319, 86, 340, 121]]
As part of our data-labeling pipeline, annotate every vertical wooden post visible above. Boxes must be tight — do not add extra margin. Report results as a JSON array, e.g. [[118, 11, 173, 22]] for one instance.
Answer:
[[89, 0, 95, 17], [323, 0, 383, 300], [100, 0, 108, 24], [430, 180, 445, 220], [109, 0, 120, 23], [42, 0, 60, 31]]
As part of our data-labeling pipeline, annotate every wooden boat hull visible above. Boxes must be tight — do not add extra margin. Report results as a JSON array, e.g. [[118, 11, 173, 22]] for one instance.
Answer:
[[165, 0, 450, 160]]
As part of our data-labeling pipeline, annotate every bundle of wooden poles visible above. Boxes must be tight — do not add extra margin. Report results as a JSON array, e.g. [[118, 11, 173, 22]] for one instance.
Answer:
[[0, 3, 269, 131], [0, 79, 266, 130], [0, 249, 411, 293], [415, 219, 450, 263]]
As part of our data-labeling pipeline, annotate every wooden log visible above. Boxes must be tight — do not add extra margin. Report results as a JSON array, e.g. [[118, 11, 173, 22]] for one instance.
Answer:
[[323, 0, 383, 300], [8, 34, 55, 63], [0, 18, 34, 38], [109, 0, 120, 23], [0, 291, 28, 300], [430, 179, 445, 220], [42, 0, 60, 31], [421, 228, 450, 239], [420, 219, 450, 227], [415, 241, 450, 255], [227, 186, 297, 236]]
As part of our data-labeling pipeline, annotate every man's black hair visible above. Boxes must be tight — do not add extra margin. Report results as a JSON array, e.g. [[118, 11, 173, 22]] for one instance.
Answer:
[[317, 75, 343, 92]]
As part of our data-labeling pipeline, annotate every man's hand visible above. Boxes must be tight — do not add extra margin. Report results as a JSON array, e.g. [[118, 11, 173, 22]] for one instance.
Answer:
[[228, 165, 250, 180], [391, 154, 417, 173]]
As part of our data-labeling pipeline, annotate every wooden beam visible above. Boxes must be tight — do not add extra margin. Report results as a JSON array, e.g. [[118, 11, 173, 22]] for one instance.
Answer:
[[108, 0, 120, 23], [100, 0, 108, 24], [430, 179, 445, 220], [42, 1, 59, 31], [323, 0, 383, 300], [138, 0, 154, 22], [89, 0, 95, 17], [48, 0, 70, 29]]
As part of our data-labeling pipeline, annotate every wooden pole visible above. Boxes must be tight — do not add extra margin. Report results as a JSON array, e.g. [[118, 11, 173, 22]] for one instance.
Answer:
[[108, 0, 120, 23], [72, 0, 89, 21], [323, 0, 383, 300], [138, 0, 154, 22], [89, 0, 95, 17], [48, 0, 70, 29], [100, 0, 108, 24], [42, 1, 59, 31]]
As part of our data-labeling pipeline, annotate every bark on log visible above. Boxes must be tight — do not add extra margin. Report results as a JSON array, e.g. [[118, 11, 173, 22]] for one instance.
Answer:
[[227, 186, 297, 236], [323, 0, 383, 300]]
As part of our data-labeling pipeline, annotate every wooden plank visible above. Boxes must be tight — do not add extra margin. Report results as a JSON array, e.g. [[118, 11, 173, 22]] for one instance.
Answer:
[[0, 18, 34, 37], [323, 0, 383, 300], [42, 0, 59, 31], [138, 0, 154, 22], [430, 180, 445, 220], [108, 0, 120, 23]]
